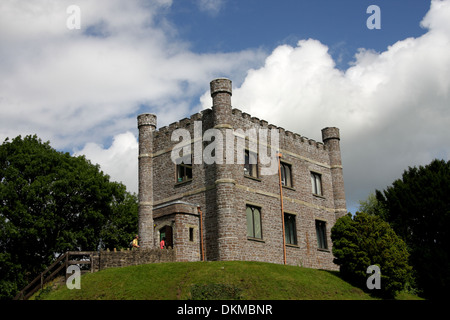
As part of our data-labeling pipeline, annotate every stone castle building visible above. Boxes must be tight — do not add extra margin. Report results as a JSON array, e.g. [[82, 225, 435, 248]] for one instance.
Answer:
[[137, 78, 346, 270]]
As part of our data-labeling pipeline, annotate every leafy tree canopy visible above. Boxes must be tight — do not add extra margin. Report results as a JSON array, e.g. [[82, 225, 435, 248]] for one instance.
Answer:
[[376, 159, 450, 299], [0, 135, 138, 299], [358, 192, 387, 218], [331, 212, 412, 298]]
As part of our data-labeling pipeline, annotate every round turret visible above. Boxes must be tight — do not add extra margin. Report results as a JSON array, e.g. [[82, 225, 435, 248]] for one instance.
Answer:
[[210, 78, 232, 107], [138, 113, 157, 128]]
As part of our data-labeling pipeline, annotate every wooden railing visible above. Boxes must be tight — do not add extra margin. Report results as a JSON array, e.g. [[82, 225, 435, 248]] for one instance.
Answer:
[[14, 251, 95, 300]]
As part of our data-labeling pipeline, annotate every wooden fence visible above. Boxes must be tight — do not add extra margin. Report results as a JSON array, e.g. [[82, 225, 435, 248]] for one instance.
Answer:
[[14, 251, 95, 300]]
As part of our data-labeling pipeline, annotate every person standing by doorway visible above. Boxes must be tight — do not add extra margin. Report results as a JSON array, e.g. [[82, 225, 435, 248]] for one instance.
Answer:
[[160, 237, 166, 249]]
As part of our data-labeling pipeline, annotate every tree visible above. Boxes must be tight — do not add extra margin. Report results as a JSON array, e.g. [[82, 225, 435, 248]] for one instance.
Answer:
[[0, 135, 138, 299], [358, 192, 387, 218], [376, 159, 450, 299], [100, 189, 138, 250], [331, 212, 412, 298]]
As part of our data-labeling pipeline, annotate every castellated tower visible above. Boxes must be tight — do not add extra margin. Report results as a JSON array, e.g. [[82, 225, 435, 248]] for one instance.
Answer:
[[321, 127, 347, 219], [137, 113, 157, 248], [136, 78, 347, 270], [210, 78, 239, 261]]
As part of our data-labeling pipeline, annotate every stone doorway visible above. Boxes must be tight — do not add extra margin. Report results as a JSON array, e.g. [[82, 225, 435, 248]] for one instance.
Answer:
[[159, 225, 173, 248]]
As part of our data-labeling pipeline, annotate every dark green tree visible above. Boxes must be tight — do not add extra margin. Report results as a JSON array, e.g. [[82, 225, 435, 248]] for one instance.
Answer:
[[376, 159, 450, 299], [331, 212, 412, 298], [0, 135, 138, 299], [100, 189, 138, 250]]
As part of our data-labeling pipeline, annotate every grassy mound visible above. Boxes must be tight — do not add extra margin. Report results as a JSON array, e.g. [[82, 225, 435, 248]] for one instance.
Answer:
[[36, 261, 421, 300]]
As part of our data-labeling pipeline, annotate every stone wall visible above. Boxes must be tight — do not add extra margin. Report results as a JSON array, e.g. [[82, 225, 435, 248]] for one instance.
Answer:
[[92, 248, 176, 272]]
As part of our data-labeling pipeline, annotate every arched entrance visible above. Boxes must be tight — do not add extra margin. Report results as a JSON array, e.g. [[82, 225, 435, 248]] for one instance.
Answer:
[[159, 225, 173, 248]]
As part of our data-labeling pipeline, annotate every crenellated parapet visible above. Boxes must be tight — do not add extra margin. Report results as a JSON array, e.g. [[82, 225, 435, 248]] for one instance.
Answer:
[[230, 107, 326, 150]]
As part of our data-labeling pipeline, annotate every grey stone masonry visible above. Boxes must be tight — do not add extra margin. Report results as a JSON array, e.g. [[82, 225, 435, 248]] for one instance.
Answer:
[[137, 78, 347, 270], [92, 248, 176, 272], [138, 113, 156, 248]]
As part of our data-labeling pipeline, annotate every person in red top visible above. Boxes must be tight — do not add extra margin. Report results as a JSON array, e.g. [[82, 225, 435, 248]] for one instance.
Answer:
[[160, 237, 166, 249]]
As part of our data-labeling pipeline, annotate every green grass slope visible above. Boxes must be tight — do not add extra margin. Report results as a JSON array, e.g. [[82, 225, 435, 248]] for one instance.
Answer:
[[38, 261, 420, 300]]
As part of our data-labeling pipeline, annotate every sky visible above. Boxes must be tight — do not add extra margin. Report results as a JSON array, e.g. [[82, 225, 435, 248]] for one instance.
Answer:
[[1, 0, 449, 213]]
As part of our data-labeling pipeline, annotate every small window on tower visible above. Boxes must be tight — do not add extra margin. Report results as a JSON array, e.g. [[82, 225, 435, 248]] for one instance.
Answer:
[[189, 227, 194, 242]]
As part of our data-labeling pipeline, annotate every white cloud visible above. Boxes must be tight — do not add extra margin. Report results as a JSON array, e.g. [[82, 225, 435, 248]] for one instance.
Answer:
[[74, 131, 139, 193], [198, 0, 450, 211], [0, 0, 264, 192], [2, 0, 449, 210]]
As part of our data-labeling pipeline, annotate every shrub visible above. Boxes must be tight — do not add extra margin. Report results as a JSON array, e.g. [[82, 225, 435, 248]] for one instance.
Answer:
[[331, 212, 412, 298]]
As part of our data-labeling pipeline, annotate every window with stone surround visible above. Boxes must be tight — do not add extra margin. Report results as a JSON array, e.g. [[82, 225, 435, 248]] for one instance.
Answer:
[[311, 172, 322, 196], [315, 220, 328, 250], [284, 213, 297, 245], [246, 205, 262, 240], [176, 154, 192, 183], [189, 227, 194, 242], [244, 149, 258, 178], [280, 162, 292, 187]]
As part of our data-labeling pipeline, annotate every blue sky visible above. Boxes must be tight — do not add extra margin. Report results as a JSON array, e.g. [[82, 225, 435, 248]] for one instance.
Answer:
[[166, 0, 430, 68], [1, 0, 449, 214]]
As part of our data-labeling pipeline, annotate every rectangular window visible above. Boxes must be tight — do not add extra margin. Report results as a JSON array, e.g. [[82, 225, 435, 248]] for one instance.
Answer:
[[316, 220, 328, 250], [311, 172, 322, 196], [280, 162, 292, 187], [284, 213, 297, 245], [189, 227, 194, 242], [244, 149, 258, 178], [246, 205, 262, 239], [176, 154, 192, 183]]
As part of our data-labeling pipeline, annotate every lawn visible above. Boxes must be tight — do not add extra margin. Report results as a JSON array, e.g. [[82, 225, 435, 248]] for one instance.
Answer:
[[37, 261, 421, 300]]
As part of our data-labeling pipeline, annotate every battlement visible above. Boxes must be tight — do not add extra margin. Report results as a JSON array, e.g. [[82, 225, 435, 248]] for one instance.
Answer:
[[230, 107, 326, 150], [148, 78, 329, 150], [155, 109, 209, 137], [152, 106, 326, 150]]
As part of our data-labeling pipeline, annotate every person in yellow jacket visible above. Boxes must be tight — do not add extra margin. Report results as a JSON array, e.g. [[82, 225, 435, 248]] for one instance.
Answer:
[[132, 235, 140, 249]]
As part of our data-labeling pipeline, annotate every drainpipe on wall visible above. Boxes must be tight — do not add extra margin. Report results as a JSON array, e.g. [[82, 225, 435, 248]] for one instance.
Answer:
[[277, 152, 287, 265], [197, 206, 205, 261]]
